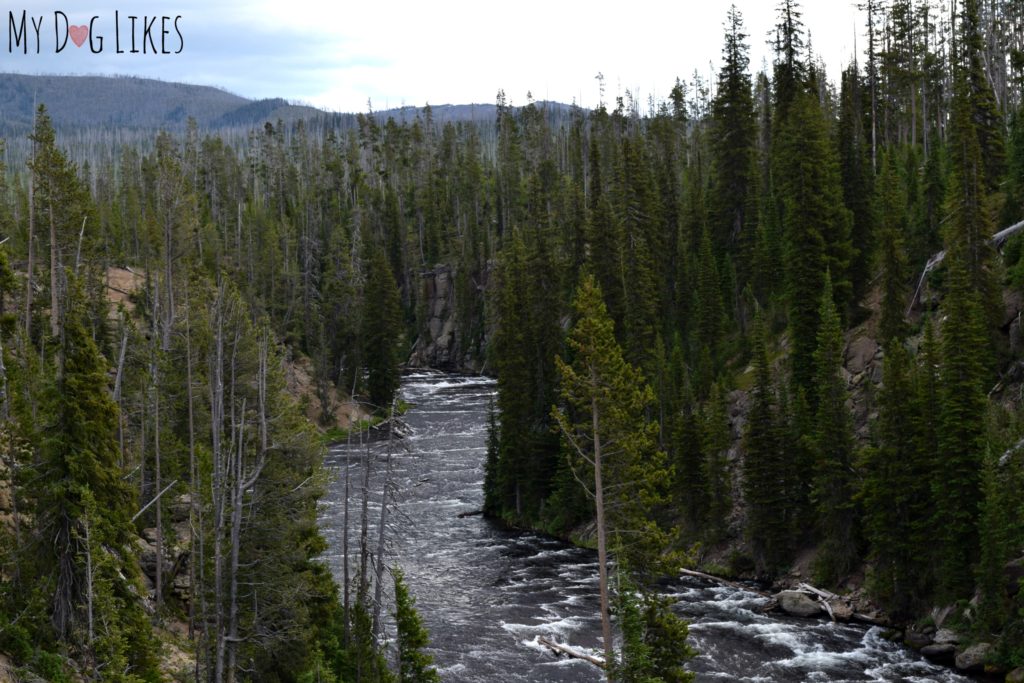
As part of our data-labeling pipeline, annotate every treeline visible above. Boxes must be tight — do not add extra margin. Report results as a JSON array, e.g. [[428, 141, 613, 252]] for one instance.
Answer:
[[0, 103, 435, 683], [478, 0, 1024, 668], [0, 0, 1023, 678]]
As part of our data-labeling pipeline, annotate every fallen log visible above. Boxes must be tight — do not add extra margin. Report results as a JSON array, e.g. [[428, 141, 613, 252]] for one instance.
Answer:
[[679, 567, 772, 598], [537, 637, 605, 668], [456, 509, 484, 519], [794, 582, 884, 625], [908, 218, 1024, 314]]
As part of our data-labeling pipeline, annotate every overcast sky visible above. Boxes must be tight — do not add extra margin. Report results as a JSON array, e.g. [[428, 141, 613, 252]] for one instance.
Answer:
[[3, 0, 866, 112]]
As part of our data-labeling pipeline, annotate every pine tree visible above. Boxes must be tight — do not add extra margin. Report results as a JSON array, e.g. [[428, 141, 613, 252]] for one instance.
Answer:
[[392, 567, 440, 683], [672, 379, 705, 537], [775, 88, 854, 396], [742, 312, 789, 574], [861, 341, 932, 616], [362, 244, 404, 410], [710, 4, 757, 261], [956, 0, 1006, 193], [586, 143, 627, 331], [877, 152, 910, 345], [810, 274, 858, 584], [695, 228, 724, 367], [772, 0, 807, 120], [36, 280, 159, 677], [612, 569, 695, 683], [837, 65, 876, 309], [944, 71, 998, 317], [935, 257, 989, 599], [701, 382, 732, 544], [552, 274, 674, 675]]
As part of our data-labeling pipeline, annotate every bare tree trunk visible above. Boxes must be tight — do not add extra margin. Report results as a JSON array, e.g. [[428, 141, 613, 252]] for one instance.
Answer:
[[24, 164, 35, 343], [371, 400, 396, 638], [591, 393, 613, 679], [154, 381, 163, 612], [358, 432, 373, 604], [84, 514, 94, 643], [225, 399, 246, 683], [0, 334, 21, 585], [342, 376, 357, 646], [211, 292, 227, 683], [49, 198, 59, 338], [184, 297, 198, 638], [163, 238, 175, 351]]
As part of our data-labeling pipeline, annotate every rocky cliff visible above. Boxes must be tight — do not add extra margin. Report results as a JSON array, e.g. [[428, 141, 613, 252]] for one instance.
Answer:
[[408, 264, 491, 374]]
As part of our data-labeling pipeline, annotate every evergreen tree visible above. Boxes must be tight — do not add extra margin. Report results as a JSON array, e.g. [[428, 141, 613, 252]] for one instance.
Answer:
[[695, 228, 724, 368], [837, 65, 876, 310], [362, 244, 404, 410], [742, 312, 789, 574], [811, 274, 858, 584], [701, 382, 732, 543], [936, 257, 989, 600], [956, 0, 1006, 193], [36, 281, 159, 678], [877, 153, 910, 345], [861, 341, 932, 616], [612, 569, 696, 683], [710, 5, 757, 262], [775, 88, 854, 396], [392, 568, 440, 683], [945, 71, 999, 318], [552, 274, 674, 674]]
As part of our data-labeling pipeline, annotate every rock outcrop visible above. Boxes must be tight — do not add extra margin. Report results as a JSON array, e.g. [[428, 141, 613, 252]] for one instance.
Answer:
[[954, 642, 991, 672], [408, 264, 490, 373], [775, 590, 822, 617]]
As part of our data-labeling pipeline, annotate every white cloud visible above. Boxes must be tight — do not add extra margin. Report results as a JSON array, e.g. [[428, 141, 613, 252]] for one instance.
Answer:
[[5, 0, 866, 112]]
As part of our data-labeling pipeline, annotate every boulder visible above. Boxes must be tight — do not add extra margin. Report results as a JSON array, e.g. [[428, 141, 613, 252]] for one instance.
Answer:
[[141, 527, 159, 544], [168, 493, 192, 522], [1006, 556, 1024, 597], [775, 590, 822, 618], [828, 598, 853, 621], [920, 643, 956, 662], [1004, 289, 1024, 328], [933, 628, 960, 645], [136, 537, 158, 578], [904, 630, 932, 650], [846, 336, 879, 375], [954, 642, 991, 672], [0, 652, 15, 683], [1006, 667, 1024, 683]]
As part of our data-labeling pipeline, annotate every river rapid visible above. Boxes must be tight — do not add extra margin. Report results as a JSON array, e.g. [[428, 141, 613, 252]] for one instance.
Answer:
[[318, 371, 975, 683]]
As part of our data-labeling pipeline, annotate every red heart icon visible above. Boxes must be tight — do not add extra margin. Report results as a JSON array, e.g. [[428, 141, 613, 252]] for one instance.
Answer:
[[69, 25, 88, 48]]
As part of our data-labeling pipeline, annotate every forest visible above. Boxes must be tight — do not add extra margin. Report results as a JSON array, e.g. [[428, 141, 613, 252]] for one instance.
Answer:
[[1, 0, 1024, 681]]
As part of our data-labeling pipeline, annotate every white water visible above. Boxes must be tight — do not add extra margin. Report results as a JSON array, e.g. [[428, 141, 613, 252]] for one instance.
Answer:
[[318, 371, 975, 682]]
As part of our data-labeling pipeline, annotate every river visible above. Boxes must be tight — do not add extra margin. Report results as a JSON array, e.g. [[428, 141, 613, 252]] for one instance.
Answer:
[[318, 371, 975, 682]]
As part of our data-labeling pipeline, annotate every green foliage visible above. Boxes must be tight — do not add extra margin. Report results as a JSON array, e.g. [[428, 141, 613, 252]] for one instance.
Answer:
[[742, 312, 790, 575], [553, 274, 673, 574], [861, 341, 933, 617], [810, 274, 859, 584], [363, 244, 405, 410], [612, 570, 696, 683], [700, 382, 732, 544], [392, 567, 440, 683], [877, 153, 910, 345], [710, 5, 757, 263], [836, 65, 876, 308], [936, 259, 989, 600], [775, 87, 853, 396]]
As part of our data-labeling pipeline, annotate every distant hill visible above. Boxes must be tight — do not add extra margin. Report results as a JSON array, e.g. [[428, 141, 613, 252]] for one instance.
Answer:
[[0, 73, 331, 137], [0, 73, 577, 169], [0, 73, 577, 134]]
